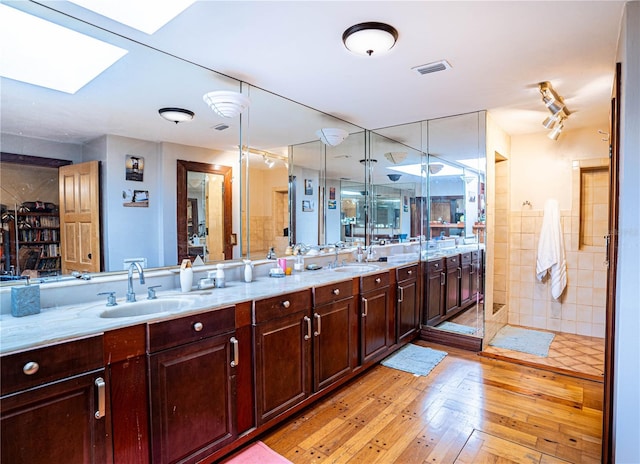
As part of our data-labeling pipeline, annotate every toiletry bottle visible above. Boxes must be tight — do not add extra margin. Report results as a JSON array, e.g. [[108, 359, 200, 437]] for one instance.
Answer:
[[215, 263, 226, 288], [294, 254, 304, 272], [243, 259, 253, 283], [180, 259, 193, 292]]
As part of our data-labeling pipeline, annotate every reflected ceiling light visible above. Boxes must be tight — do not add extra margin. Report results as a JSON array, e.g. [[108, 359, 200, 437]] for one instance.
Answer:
[[158, 107, 194, 124], [316, 128, 349, 146], [264, 156, 275, 169], [203, 90, 250, 118], [384, 152, 407, 164], [429, 163, 444, 174], [342, 22, 398, 56], [542, 113, 562, 129], [387, 174, 402, 182]]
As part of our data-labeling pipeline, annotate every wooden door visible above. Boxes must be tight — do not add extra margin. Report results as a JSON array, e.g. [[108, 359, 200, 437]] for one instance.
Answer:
[[397, 278, 419, 344], [445, 255, 461, 314], [1, 370, 109, 464], [459, 253, 472, 307], [148, 333, 236, 464], [424, 260, 445, 325], [360, 287, 390, 365], [313, 298, 354, 391], [59, 161, 101, 273]]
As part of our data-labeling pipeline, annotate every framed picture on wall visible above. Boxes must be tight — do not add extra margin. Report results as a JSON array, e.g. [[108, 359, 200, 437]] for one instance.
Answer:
[[302, 200, 314, 212], [304, 179, 313, 195], [125, 155, 144, 181], [328, 200, 336, 210]]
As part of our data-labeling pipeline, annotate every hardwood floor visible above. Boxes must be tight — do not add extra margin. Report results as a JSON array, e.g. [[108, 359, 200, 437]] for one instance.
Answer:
[[260, 341, 603, 463]]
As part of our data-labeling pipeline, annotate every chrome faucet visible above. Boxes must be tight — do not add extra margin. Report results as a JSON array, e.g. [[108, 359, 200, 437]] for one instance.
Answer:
[[332, 241, 345, 268], [126, 261, 145, 302]]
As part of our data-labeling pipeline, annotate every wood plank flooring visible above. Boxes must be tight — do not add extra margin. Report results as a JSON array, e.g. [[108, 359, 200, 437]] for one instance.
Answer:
[[260, 341, 603, 463]]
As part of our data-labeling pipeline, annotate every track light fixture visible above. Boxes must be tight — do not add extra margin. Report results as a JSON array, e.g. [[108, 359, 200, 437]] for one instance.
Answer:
[[539, 81, 569, 140]]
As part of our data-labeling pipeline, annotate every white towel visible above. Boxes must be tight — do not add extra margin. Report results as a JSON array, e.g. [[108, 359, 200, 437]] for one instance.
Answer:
[[536, 199, 567, 299]]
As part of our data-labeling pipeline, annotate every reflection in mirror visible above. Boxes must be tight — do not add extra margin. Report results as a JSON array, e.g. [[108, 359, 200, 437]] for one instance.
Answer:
[[177, 160, 232, 264]]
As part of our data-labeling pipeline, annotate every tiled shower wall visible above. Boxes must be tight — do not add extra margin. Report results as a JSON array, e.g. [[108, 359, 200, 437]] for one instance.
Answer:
[[507, 159, 608, 338]]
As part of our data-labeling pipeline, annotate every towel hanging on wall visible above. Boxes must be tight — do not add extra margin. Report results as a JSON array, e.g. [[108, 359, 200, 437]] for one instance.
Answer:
[[536, 198, 567, 299]]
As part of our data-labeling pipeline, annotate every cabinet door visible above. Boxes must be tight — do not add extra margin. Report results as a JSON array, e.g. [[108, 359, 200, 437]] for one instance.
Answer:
[[360, 287, 390, 365], [1, 370, 109, 464], [445, 256, 461, 314], [470, 251, 479, 301], [397, 278, 419, 344], [254, 311, 311, 425], [313, 297, 353, 391], [459, 259, 472, 307], [149, 332, 236, 464]]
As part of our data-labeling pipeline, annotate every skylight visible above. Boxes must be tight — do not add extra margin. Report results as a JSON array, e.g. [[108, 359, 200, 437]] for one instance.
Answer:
[[388, 163, 464, 177], [0, 4, 128, 94], [68, 0, 195, 34]]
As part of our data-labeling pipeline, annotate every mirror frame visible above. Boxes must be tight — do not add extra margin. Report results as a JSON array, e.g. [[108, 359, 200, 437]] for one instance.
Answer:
[[176, 159, 232, 263]]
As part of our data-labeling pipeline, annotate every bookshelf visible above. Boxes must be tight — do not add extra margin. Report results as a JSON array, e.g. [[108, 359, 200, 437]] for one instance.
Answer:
[[9, 210, 61, 276]]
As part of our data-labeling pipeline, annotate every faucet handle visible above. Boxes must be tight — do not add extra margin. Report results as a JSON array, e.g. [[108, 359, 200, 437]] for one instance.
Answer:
[[147, 285, 162, 300], [97, 291, 117, 307]]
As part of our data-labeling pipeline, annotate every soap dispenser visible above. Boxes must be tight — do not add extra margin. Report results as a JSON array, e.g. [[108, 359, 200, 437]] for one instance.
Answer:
[[215, 263, 226, 288], [243, 259, 253, 283], [11, 277, 40, 317]]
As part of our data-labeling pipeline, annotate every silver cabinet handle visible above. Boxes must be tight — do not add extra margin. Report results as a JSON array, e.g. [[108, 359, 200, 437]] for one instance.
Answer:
[[282, 300, 290, 308], [303, 316, 311, 340], [440, 272, 446, 286], [95, 377, 105, 419], [230, 337, 239, 367], [332, 288, 340, 295], [314, 313, 322, 336], [361, 296, 368, 317], [458, 267, 462, 279], [193, 322, 203, 332], [375, 277, 381, 284], [398, 286, 404, 303], [407, 269, 413, 275], [23, 361, 39, 376]]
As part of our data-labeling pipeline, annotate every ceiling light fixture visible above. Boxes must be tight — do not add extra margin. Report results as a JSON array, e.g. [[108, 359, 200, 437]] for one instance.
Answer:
[[203, 90, 250, 118], [316, 128, 349, 146], [384, 152, 407, 164], [264, 156, 275, 169], [342, 22, 398, 56], [158, 107, 194, 124], [539, 81, 570, 140], [387, 174, 402, 182]]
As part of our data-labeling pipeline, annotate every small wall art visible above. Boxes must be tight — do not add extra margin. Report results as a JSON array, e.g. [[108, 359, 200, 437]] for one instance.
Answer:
[[302, 200, 314, 212], [123, 189, 149, 207], [328, 200, 337, 210], [304, 179, 313, 195], [125, 155, 144, 181]]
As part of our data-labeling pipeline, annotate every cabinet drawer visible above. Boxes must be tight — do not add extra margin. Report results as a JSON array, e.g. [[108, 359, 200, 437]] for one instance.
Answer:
[[460, 252, 472, 265], [314, 280, 353, 306], [147, 306, 235, 353], [445, 255, 460, 269], [426, 258, 444, 274], [1, 335, 104, 396], [360, 271, 389, 293], [396, 264, 418, 283], [253, 289, 311, 324]]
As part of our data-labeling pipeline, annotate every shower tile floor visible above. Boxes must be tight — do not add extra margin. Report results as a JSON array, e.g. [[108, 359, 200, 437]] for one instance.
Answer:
[[481, 327, 605, 382]]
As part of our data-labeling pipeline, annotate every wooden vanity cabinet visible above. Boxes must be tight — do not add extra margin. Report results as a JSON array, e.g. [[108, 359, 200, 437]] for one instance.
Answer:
[[312, 279, 356, 392], [147, 306, 237, 464], [424, 258, 445, 326], [0, 336, 110, 464], [444, 254, 461, 315], [470, 250, 480, 301], [253, 290, 312, 426], [396, 264, 420, 344], [360, 271, 391, 365]]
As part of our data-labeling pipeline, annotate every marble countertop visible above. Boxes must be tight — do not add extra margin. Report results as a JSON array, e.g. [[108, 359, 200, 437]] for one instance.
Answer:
[[1, 262, 404, 354]]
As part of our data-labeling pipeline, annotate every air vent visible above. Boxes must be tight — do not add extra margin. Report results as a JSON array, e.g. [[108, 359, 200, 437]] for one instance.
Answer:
[[213, 123, 229, 131], [412, 60, 451, 76]]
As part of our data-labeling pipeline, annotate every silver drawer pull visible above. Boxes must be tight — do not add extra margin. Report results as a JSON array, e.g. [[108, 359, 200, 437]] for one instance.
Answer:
[[332, 288, 340, 295], [361, 297, 368, 317], [230, 337, 239, 367], [375, 277, 381, 284], [95, 377, 105, 419], [314, 313, 322, 336], [23, 361, 39, 375], [407, 270, 413, 275], [193, 322, 203, 332], [282, 300, 290, 308], [398, 286, 404, 303]]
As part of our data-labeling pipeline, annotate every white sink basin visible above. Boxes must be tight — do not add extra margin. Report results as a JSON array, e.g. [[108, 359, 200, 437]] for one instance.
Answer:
[[96, 297, 195, 318], [331, 264, 380, 273]]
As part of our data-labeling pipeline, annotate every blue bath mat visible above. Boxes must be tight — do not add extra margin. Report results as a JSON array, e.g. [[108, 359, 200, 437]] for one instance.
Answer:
[[437, 321, 476, 335], [381, 344, 447, 376], [489, 325, 555, 357]]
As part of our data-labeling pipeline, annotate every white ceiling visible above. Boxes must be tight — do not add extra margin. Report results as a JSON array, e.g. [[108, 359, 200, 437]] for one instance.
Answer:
[[0, 1, 626, 151]]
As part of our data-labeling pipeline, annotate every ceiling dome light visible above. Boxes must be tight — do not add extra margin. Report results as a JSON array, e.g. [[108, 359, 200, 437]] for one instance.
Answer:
[[316, 128, 349, 146], [342, 22, 398, 56], [158, 107, 194, 124], [202, 90, 250, 118], [428, 163, 444, 174], [387, 174, 402, 182]]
